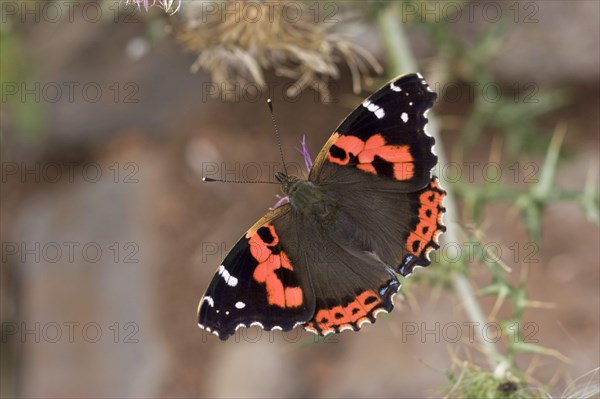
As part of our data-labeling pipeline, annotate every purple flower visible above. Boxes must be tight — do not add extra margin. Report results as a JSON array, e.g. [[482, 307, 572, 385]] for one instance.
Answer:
[[298, 135, 313, 173], [271, 137, 314, 209], [270, 196, 290, 210]]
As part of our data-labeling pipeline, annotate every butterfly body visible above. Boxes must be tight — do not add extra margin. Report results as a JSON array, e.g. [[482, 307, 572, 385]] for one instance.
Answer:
[[285, 178, 339, 226], [199, 73, 446, 340]]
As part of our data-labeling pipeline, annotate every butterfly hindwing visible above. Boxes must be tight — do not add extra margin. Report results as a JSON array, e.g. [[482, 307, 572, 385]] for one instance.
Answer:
[[266, 209, 402, 336], [320, 175, 446, 276], [298, 229, 401, 336], [198, 205, 315, 340]]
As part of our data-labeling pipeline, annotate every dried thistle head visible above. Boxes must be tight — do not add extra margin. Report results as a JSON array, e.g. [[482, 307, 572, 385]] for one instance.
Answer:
[[174, 1, 382, 101], [125, 0, 181, 14]]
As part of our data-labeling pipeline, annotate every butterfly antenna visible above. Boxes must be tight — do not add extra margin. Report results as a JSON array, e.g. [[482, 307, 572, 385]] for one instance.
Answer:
[[267, 99, 289, 176], [202, 177, 278, 184]]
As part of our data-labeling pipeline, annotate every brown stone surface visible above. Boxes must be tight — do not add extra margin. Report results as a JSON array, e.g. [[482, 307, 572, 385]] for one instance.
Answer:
[[1, 2, 598, 398]]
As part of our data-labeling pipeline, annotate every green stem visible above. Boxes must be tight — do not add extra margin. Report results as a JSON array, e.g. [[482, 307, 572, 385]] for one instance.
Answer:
[[377, 2, 500, 370], [377, 4, 417, 73]]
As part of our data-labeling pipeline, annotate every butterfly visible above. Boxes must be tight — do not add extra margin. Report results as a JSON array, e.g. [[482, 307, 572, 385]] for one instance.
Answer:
[[198, 73, 446, 340]]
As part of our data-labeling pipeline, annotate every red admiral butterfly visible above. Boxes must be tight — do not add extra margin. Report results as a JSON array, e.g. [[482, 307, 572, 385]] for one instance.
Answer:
[[198, 73, 446, 340]]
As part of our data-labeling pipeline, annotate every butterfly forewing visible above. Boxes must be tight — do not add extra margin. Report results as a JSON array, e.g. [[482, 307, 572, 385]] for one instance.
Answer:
[[198, 205, 315, 340], [310, 73, 437, 191]]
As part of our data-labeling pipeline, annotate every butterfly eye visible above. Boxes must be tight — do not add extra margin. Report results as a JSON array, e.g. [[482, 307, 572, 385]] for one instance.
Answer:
[[275, 172, 286, 183]]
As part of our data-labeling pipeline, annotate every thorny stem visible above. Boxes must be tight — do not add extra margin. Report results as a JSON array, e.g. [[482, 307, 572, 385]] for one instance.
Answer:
[[378, 2, 500, 370]]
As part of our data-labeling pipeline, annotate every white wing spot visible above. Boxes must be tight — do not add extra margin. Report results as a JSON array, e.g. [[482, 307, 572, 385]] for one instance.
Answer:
[[304, 326, 318, 335], [218, 265, 238, 287], [203, 296, 215, 307], [390, 82, 402, 92], [401, 112, 409, 123], [362, 100, 385, 119], [323, 329, 335, 337], [227, 275, 238, 287], [409, 102, 413, 106], [235, 301, 246, 309], [358, 318, 372, 328]]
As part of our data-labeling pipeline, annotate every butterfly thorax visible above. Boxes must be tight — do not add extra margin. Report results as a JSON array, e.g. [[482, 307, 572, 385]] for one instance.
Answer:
[[276, 172, 338, 224]]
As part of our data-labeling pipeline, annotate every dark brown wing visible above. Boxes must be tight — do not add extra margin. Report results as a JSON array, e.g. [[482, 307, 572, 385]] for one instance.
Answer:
[[198, 205, 316, 340], [309, 73, 446, 274]]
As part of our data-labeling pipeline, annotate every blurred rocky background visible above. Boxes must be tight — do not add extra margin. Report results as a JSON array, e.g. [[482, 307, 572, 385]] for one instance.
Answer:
[[1, 1, 598, 398]]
